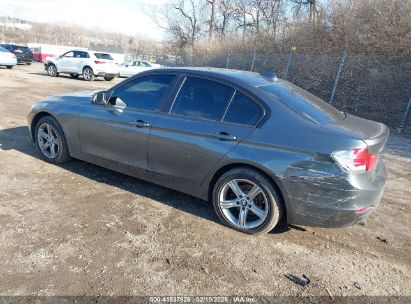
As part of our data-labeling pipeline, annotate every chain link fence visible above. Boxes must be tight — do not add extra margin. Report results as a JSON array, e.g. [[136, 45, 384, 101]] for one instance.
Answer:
[[148, 50, 411, 136]]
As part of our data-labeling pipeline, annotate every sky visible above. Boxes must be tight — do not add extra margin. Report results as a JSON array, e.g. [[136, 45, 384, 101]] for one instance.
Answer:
[[0, 0, 168, 41]]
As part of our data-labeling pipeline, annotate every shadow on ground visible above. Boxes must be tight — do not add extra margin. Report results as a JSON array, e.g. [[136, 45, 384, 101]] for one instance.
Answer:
[[28, 72, 111, 81], [0, 125, 291, 234]]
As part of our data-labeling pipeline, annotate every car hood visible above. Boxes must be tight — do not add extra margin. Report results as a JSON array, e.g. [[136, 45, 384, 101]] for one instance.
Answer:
[[42, 91, 96, 103]]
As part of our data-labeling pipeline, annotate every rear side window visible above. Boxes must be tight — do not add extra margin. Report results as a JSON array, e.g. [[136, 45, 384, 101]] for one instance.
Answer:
[[224, 92, 263, 126], [111, 75, 175, 111], [2, 45, 14, 50], [259, 80, 345, 123], [94, 53, 113, 60], [171, 77, 234, 121]]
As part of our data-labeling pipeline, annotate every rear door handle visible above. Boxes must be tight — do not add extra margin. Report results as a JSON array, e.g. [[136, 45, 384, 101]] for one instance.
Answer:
[[214, 131, 237, 141], [135, 119, 151, 128]]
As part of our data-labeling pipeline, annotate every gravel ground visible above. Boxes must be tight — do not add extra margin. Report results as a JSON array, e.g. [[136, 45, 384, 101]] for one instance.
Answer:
[[0, 64, 410, 298]]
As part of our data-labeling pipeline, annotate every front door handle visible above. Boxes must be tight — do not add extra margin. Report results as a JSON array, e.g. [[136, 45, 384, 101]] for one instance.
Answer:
[[214, 131, 237, 141], [135, 119, 151, 128]]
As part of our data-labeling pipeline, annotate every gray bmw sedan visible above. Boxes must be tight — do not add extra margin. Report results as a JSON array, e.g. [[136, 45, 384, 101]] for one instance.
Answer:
[[27, 68, 389, 235]]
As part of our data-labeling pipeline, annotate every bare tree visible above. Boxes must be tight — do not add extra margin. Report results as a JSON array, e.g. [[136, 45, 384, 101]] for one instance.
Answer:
[[207, 0, 217, 40]]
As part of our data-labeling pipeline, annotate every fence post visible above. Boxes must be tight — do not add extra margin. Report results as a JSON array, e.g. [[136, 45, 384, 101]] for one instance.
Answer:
[[250, 50, 256, 72], [225, 54, 230, 68], [284, 47, 295, 80], [398, 96, 411, 134], [329, 52, 347, 105]]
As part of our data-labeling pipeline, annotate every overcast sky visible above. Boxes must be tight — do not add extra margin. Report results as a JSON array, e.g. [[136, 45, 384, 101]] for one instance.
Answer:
[[0, 0, 167, 40]]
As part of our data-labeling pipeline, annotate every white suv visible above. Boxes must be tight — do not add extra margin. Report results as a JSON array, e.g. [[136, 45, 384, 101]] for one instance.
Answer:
[[45, 50, 119, 81]]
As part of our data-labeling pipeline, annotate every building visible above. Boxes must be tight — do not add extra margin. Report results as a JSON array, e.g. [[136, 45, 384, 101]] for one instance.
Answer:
[[27, 43, 87, 62]]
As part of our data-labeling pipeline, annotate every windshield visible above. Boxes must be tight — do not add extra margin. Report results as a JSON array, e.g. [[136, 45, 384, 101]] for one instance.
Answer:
[[258, 80, 345, 124], [94, 53, 113, 60]]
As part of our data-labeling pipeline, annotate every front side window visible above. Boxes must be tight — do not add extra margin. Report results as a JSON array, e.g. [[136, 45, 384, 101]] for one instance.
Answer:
[[63, 51, 74, 58], [171, 77, 234, 121], [74, 51, 89, 58], [224, 92, 263, 126], [110, 75, 175, 111]]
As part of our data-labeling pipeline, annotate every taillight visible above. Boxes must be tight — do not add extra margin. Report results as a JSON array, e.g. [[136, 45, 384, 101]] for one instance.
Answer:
[[11, 55, 16, 58], [332, 148, 379, 173], [94, 60, 105, 64]]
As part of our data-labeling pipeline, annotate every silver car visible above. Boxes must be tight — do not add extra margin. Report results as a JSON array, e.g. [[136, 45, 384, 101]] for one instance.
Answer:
[[0, 46, 17, 69]]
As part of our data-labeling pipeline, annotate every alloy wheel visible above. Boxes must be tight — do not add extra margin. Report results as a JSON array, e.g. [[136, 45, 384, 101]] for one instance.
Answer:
[[37, 123, 60, 159], [83, 68, 93, 80], [218, 179, 269, 229], [48, 65, 57, 76]]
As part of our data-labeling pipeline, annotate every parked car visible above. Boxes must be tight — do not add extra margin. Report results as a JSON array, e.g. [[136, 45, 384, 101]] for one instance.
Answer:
[[44, 50, 119, 81], [27, 68, 389, 235], [0, 46, 17, 69], [118, 60, 161, 77], [0, 44, 33, 65]]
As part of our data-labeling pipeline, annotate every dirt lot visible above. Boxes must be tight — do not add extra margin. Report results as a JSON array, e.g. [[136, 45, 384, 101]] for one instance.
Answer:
[[0, 64, 410, 298]]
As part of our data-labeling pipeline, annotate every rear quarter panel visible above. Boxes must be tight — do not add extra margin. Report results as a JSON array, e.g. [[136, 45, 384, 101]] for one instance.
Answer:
[[202, 103, 368, 225]]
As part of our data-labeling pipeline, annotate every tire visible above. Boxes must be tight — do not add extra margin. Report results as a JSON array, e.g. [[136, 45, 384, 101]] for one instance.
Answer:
[[46, 64, 59, 77], [212, 167, 284, 235], [70, 74, 80, 79], [82, 66, 94, 81], [34, 116, 71, 164], [104, 76, 115, 81], [6, 65, 13, 69]]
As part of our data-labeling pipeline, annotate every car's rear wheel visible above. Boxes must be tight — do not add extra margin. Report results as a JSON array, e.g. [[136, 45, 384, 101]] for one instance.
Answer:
[[82, 67, 94, 81], [70, 73, 80, 79], [35, 116, 71, 164], [104, 76, 115, 81], [6, 65, 13, 69], [47, 64, 58, 77], [212, 167, 283, 235]]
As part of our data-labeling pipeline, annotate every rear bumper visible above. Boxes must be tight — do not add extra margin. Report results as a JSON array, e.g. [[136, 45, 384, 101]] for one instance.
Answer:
[[95, 72, 118, 77], [17, 58, 33, 63], [94, 66, 119, 77], [282, 161, 387, 228]]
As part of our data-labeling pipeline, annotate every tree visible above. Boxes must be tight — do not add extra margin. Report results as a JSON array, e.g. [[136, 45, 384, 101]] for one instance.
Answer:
[[207, 0, 217, 40]]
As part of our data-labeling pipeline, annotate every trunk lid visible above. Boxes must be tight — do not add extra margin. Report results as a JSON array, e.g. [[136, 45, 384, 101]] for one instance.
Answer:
[[334, 114, 390, 154]]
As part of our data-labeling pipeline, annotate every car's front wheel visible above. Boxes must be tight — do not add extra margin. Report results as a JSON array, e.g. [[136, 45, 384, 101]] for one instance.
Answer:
[[82, 67, 94, 81], [212, 167, 283, 235], [104, 76, 115, 81], [47, 64, 59, 77], [35, 116, 71, 164]]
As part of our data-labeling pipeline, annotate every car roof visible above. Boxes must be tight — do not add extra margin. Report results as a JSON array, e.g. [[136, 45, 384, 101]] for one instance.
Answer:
[[1, 44, 27, 48], [147, 67, 274, 88]]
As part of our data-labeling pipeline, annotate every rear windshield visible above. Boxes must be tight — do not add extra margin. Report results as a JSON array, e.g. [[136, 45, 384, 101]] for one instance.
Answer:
[[94, 53, 113, 60], [257, 80, 345, 123]]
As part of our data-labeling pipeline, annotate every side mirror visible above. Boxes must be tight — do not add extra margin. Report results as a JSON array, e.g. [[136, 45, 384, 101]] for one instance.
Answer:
[[91, 91, 107, 105]]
